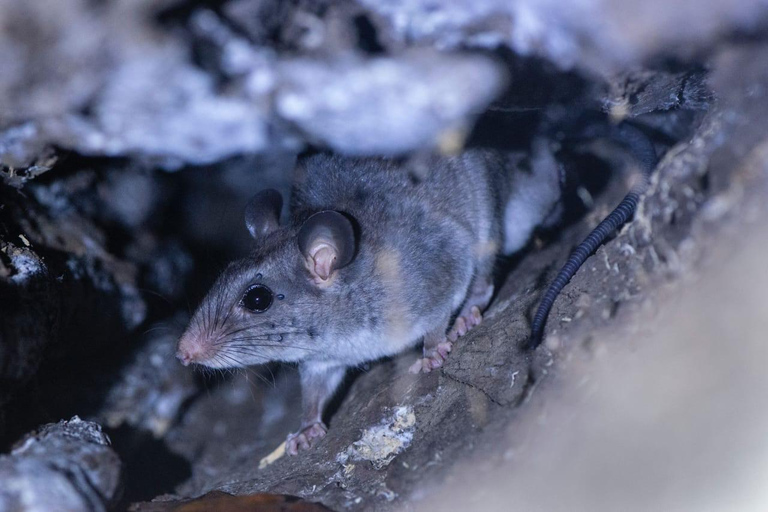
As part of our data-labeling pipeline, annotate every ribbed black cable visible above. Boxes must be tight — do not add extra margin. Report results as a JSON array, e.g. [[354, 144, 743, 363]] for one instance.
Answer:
[[527, 123, 657, 349]]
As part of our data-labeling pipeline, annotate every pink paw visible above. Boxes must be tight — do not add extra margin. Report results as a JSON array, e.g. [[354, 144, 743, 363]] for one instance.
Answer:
[[286, 422, 327, 455], [409, 341, 452, 374], [447, 306, 483, 342]]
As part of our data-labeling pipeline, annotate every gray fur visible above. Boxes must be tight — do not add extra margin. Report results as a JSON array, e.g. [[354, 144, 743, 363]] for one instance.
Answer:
[[178, 146, 562, 446], [503, 139, 564, 253]]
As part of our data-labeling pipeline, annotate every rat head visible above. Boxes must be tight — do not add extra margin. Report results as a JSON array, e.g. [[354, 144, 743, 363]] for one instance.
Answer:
[[177, 188, 357, 369]]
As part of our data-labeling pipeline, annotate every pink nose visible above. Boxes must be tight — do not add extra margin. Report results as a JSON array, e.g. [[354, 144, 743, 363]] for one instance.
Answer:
[[177, 333, 206, 366], [176, 347, 193, 366]]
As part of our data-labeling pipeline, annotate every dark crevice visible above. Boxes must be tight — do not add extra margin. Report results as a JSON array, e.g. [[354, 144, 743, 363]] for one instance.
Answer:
[[107, 424, 192, 506], [353, 14, 386, 55]]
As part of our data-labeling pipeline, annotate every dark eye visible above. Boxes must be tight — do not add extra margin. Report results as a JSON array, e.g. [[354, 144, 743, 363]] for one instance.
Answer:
[[241, 284, 273, 313]]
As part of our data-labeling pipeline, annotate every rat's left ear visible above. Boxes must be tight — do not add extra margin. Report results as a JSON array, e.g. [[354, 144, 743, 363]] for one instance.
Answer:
[[245, 189, 283, 241], [298, 211, 357, 283]]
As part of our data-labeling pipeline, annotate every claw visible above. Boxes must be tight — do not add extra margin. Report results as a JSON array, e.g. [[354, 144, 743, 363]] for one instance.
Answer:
[[435, 340, 452, 359], [409, 340, 452, 374], [286, 422, 327, 455], [469, 306, 482, 326], [448, 307, 484, 341]]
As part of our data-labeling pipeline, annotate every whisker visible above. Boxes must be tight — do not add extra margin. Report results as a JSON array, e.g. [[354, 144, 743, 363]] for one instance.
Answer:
[[264, 364, 277, 389], [226, 331, 304, 340], [209, 328, 305, 346], [142, 325, 174, 335], [224, 343, 320, 354], [201, 301, 211, 339], [216, 328, 303, 339], [221, 347, 272, 357], [217, 324, 254, 339], [243, 364, 276, 388], [215, 353, 275, 390], [212, 334, 301, 347], [214, 289, 224, 331], [216, 320, 253, 339], [209, 299, 219, 337], [138, 287, 173, 306], [218, 302, 236, 332]]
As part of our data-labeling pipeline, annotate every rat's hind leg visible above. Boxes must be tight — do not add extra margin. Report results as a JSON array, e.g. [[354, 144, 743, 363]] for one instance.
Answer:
[[447, 269, 494, 342], [409, 270, 495, 375], [409, 319, 453, 374]]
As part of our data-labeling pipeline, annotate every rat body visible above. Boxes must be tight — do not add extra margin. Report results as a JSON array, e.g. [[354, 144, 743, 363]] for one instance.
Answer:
[[177, 144, 561, 454]]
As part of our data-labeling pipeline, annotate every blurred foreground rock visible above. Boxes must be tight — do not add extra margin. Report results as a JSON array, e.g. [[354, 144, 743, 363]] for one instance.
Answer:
[[0, 417, 122, 512], [3, 0, 766, 170], [97, 322, 198, 439], [362, 0, 768, 72], [0, 1, 506, 168]]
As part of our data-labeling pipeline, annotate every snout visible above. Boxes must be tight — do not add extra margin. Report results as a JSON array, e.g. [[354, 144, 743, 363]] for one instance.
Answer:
[[176, 332, 209, 366], [176, 345, 194, 366]]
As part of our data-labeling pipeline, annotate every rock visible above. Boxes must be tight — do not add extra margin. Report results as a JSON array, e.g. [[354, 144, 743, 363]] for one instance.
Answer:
[[97, 321, 198, 439], [0, 165, 158, 440], [0, 243, 55, 412], [336, 406, 416, 470], [275, 50, 506, 155], [359, 0, 768, 74], [129, 490, 332, 512], [222, 0, 293, 45], [0, 417, 122, 512], [0, 0, 271, 168], [0, 1, 506, 168], [1, 0, 766, 171], [0, 0, 112, 123], [46, 46, 270, 167], [603, 69, 713, 118]]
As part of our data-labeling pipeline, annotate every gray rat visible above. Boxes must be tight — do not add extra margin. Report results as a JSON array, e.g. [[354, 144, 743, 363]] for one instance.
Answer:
[[177, 142, 561, 455]]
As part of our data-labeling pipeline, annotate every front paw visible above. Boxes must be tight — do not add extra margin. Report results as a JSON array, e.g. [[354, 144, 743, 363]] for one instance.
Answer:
[[286, 422, 327, 455], [409, 341, 452, 374]]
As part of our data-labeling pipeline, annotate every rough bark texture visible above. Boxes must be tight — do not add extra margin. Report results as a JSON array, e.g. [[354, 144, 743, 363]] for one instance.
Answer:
[[0, 417, 122, 511], [1, 0, 767, 511]]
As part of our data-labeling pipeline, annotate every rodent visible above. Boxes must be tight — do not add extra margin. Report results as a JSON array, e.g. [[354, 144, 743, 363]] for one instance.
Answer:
[[176, 121, 656, 455], [176, 142, 563, 455]]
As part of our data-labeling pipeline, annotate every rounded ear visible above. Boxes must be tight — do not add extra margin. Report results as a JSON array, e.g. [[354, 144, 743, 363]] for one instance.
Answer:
[[297, 211, 357, 282], [245, 189, 283, 240]]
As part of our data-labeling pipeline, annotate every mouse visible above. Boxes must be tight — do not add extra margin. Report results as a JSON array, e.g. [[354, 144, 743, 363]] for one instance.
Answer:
[[176, 141, 563, 455]]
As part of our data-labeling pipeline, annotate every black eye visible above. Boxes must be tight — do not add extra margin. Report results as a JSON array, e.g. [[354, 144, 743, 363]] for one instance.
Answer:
[[241, 284, 273, 313]]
